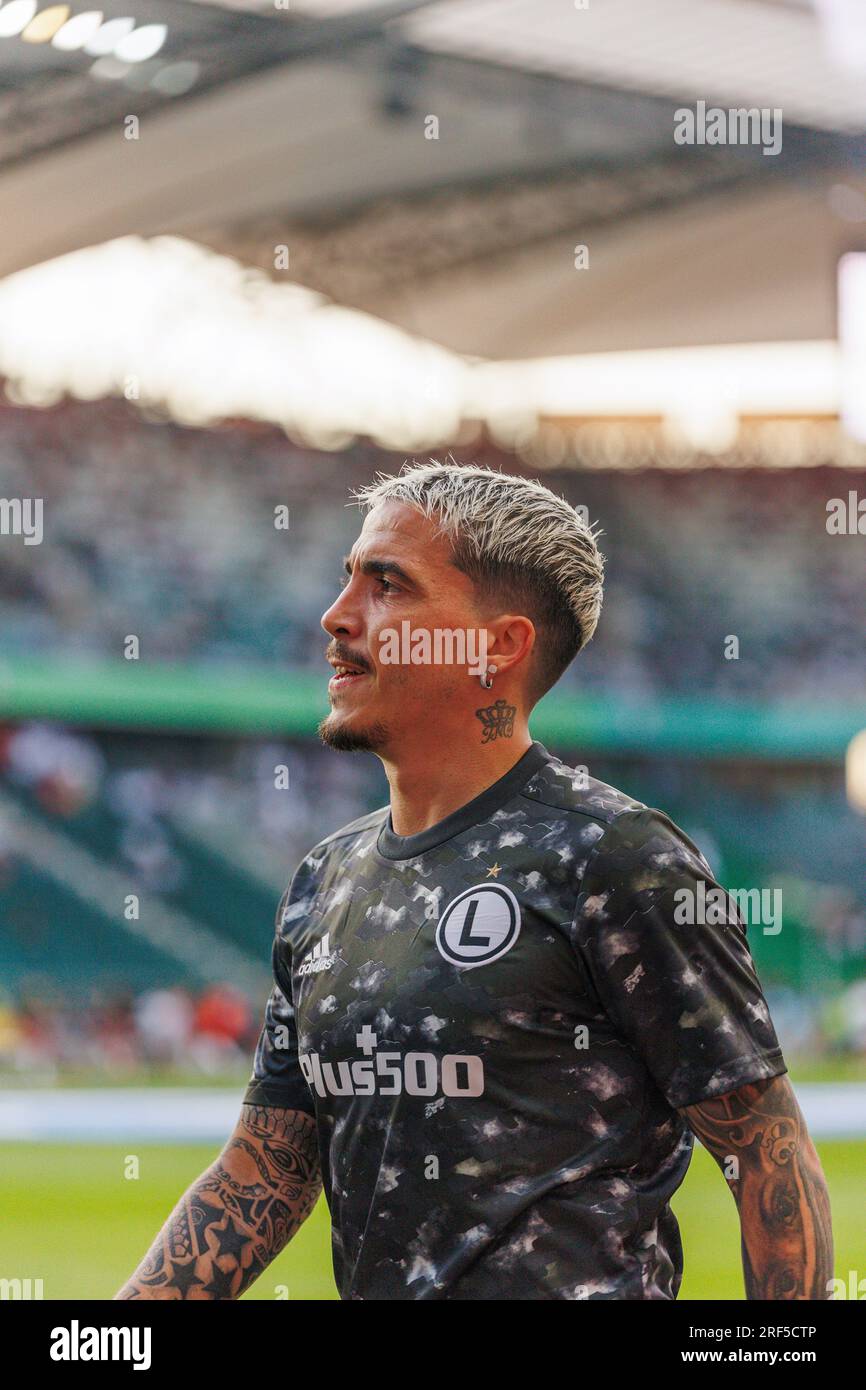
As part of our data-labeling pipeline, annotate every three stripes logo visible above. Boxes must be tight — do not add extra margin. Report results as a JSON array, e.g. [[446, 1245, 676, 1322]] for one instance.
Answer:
[[298, 932, 337, 976]]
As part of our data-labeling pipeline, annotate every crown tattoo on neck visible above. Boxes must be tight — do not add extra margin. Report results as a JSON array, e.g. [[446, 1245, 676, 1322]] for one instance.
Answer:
[[475, 698, 516, 743]]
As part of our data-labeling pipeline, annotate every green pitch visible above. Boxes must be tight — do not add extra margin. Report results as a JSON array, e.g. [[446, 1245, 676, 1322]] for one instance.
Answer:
[[1, 1139, 862, 1300]]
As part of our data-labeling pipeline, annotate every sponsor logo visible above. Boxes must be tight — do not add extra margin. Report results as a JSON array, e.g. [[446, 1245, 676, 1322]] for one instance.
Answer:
[[298, 932, 337, 976], [299, 1025, 484, 1099], [435, 884, 521, 968]]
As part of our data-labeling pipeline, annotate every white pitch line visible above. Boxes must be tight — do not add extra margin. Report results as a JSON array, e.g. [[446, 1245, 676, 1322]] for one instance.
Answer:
[[1, 1083, 865, 1144]]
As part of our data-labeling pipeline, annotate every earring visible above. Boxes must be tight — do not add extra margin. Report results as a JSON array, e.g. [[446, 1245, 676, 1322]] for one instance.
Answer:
[[479, 665, 497, 689]]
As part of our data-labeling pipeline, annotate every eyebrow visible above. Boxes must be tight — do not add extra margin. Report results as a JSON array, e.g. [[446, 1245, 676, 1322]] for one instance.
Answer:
[[343, 554, 418, 587]]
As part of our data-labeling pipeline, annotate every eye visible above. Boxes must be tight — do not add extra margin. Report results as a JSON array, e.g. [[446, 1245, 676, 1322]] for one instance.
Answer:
[[377, 576, 399, 594]]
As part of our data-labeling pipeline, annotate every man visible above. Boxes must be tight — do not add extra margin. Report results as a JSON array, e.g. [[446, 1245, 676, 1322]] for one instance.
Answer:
[[117, 460, 832, 1300]]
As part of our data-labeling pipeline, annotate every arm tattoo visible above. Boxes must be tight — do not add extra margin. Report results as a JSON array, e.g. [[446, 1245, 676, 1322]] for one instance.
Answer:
[[681, 1075, 833, 1300], [115, 1105, 321, 1300]]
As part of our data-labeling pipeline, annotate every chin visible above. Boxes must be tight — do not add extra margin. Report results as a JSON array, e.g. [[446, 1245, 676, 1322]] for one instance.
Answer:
[[318, 712, 389, 753]]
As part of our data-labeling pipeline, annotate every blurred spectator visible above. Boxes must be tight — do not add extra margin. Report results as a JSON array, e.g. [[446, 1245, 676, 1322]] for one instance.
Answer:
[[0, 397, 863, 702], [190, 985, 253, 1075], [0, 983, 259, 1081], [5, 723, 103, 817], [0, 967, 861, 1083], [134, 987, 195, 1067]]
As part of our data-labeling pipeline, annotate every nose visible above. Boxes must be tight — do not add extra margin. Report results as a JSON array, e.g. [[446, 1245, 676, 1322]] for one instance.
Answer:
[[321, 583, 363, 643]]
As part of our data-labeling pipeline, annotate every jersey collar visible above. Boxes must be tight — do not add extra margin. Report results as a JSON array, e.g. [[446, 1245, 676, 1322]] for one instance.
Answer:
[[376, 740, 552, 861]]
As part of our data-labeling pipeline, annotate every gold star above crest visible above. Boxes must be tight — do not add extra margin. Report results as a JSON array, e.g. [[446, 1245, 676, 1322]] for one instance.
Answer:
[[486, 863, 502, 878]]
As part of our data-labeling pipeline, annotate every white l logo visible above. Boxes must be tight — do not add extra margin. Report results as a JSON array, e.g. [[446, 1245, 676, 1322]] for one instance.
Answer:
[[435, 884, 521, 968]]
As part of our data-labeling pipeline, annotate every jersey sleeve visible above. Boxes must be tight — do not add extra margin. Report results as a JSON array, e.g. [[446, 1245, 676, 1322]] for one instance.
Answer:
[[572, 806, 787, 1110], [242, 880, 317, 1116]]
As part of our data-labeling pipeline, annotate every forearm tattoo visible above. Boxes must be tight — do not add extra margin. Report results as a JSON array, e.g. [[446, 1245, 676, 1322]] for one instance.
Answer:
[[682, 1075, 833, 1300], [115, 1105, 321, 1300]]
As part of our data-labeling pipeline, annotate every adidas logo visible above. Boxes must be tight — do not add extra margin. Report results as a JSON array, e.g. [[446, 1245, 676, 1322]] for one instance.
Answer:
[[298, 932, 337, 976]]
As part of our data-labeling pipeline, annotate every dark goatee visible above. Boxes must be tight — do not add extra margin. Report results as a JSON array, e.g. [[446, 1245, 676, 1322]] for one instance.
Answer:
[[318, 715, 389, 753]]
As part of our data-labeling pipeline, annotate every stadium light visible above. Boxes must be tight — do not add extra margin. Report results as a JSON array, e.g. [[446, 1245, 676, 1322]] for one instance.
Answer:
[[52, 10, 104, 50], [83, 15, 134, 55], [846, 730, 866, 814], [21, 4, 70, 42], [114, 22, 166, 62], [814, 0, 866, 75], [89, 54, 131, 82], [838, 252, 866, 443], [0, 236, 467, 449], [0, 236, 851, 452], [662, 409, 739, 455], [468, 341, 839, 420], [0, 0, 38, 36], [150, 61, 198, 96]]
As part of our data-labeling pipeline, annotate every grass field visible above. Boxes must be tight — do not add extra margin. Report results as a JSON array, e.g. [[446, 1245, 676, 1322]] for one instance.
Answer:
[[1, 1137, 862, 1300]]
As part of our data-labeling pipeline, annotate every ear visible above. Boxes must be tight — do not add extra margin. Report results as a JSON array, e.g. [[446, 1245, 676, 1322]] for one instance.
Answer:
[[483, 615, 536, 677]]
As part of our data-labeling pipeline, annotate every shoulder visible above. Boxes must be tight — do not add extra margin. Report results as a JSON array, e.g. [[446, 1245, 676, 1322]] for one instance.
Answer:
[[579, 805, 714, 886], [282, 805, 389, 904], [308, 805, 390, 856], [520, 746, 645, 825], [520, 748, 712, 885]]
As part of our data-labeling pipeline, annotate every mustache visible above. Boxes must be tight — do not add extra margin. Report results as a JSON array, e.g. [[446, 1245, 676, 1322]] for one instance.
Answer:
[[326, 642, 372, 675]]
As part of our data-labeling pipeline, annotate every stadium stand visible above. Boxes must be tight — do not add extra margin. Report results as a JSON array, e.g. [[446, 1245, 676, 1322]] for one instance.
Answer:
[[1, 398, 865, 702], [0, 398, 863, 1078]]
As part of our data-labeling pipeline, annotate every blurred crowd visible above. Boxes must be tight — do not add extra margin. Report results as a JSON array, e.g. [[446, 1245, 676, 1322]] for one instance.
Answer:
[[0, 984, 259, 1082], [0, 397, 864, 1081], [0, 718, 379, 896], [2, 973, 865, 1084], [0, 398, 864, 701], [0, 718, 863, 1079]]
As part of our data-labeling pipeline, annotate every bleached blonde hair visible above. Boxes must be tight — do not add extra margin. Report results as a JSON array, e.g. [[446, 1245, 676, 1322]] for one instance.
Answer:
[[354, 459, 604, 699]]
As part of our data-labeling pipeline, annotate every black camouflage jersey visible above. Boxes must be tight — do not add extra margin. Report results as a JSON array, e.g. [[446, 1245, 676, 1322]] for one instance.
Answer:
[[244, 741, 786, 1300]]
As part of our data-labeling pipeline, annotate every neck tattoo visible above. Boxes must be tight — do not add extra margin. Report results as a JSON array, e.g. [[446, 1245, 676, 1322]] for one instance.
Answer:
[[475, 698, 516, 743]]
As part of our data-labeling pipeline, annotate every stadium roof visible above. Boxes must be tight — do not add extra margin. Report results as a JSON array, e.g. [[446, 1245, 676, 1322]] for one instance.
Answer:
[[401, 0, 866, 134], [3, 0, 866, 435], [2, 0, 864, 280]]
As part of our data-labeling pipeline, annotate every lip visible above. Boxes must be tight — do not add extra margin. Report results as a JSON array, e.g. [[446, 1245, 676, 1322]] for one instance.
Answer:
[[328, 667, 371, 694]]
